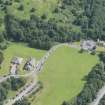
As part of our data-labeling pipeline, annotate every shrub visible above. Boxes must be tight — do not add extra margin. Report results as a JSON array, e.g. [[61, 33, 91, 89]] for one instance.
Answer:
[[18, 4, 24, 11], [90, 50, 96, 55], [14, 0, 20, 3], [30, 8, 35, 12], [79, 49, 84, 53]]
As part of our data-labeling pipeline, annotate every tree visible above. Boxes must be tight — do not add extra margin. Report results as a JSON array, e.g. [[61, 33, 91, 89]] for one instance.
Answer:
[[62, 101, 70, 105], [10, 77, 26, 91], [30, 8, 35, 12], [0, 33, 4, 43], [0, 51, 4, 66], [98, 52, 105, 63], [64, 62, 105, 105], [0, 85, 7, 102], [18, 4, 24, 11]]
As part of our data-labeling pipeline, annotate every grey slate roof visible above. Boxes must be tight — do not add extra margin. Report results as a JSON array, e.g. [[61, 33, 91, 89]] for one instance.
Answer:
[[81, 40, 96, 51], [11, 57, 23, 65], [24, 58, 36, 71]]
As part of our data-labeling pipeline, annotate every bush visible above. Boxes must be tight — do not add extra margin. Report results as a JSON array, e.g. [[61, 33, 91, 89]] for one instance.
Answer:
[[14, 0, 20, 3], [0, 51, 4, 65], [90, 50, 96, 55], [0, 42, 7, 50], [18, 4, 24, 11], [30, 8, 35, 12], [41, 13, 47, 19], [98, 52, 105, 63], [10, 77, 26, 91], [79, 49, 84, 53], [62, 101, 70, 105]]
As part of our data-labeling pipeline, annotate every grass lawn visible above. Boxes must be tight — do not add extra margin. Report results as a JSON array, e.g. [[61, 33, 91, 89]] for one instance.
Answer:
[[96, 46, 105, 52], [7, 90, 17, 99], [31, 45, 98, 105], [0, 43, 46, 76]]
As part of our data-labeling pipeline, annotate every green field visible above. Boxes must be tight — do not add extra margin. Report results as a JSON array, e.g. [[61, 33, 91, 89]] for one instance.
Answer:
[[0, 43, 46, 75], [31, 46, 98, 105]]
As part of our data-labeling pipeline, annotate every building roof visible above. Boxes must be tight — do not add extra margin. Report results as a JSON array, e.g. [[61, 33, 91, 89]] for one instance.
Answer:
[[26, 58, 36, 66], [24, 57, 36, 71], [10, 64, 17, 75], [81, 40, 96, 50], [11, 57, 23, 65], [25, 65, 33, 71]]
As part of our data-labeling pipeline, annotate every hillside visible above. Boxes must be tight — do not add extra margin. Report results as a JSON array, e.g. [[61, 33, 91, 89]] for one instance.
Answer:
[[0, 0, 59, 19], [0, 0, 105, 105], [0, 0, 60, 31], [0, 0, 105, 49], [0, 0, 84, 50]]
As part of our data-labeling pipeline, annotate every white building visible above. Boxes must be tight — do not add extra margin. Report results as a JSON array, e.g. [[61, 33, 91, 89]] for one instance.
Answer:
[[81, 40, 96, 51], [11, 57, 23, 65], [97, 39, 105, 47]]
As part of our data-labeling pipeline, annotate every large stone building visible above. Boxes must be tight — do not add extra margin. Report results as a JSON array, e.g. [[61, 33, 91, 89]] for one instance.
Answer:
[[11, 57, 23, 65], [80, 40, 96, 51]]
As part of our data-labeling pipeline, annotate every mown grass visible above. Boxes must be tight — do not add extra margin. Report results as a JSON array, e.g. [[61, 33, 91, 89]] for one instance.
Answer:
[[31, 45, 98, 105], [96, 46, 105, 52], [0, 43, 46, 75]]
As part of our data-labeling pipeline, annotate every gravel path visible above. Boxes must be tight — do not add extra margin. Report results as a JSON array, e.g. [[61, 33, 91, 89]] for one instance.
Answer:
[[89, 86, 105, 105]]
